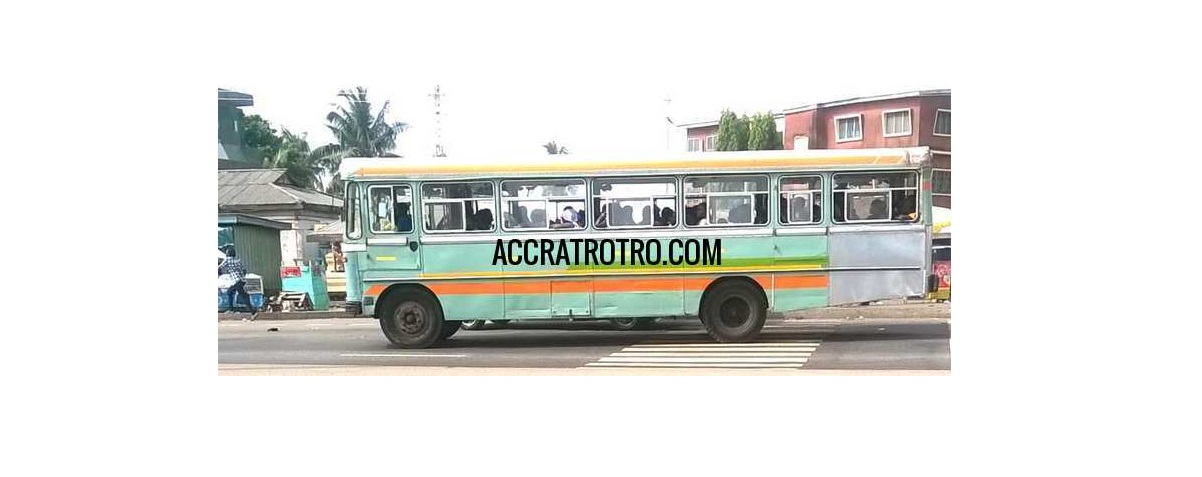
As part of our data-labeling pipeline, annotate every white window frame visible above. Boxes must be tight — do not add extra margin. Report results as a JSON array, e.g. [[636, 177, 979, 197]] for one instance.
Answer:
[[778, 175, 824, 226], [420, 181, 496, 234], [832, 171, 920, 224], [682, 175, 770, 228], [704, 135, 716, 151], [592, 176, 679, 230], [932, 168, 952, 196], [933, 109, 951, 137], [687, 137, 701, 152], [500, 179, 587, 232], [882, 108, 913, 138], [834, 114, 863, 143], [367, 184, 414, 234]]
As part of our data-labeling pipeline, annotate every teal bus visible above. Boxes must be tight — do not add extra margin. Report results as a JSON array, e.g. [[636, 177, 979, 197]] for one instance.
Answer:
[[339, 147, 936, 349]]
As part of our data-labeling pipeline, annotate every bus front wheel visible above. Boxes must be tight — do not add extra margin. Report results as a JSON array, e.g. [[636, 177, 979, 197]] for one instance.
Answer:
[[380, 291, 444, 349], [700, 281, 766, 343]]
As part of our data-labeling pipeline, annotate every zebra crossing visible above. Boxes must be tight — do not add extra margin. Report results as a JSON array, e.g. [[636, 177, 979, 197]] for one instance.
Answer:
[[582, 338, 824, 369]]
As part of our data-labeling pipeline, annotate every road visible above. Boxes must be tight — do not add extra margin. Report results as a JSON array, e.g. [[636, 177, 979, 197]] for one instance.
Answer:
[[218, 315, 950, 375]]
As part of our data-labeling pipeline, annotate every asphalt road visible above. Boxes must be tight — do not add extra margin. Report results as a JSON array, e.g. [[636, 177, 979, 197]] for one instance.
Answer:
[[218, 316, 950, 372]]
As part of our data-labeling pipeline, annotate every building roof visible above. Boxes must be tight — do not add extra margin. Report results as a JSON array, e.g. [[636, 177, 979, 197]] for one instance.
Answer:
[[217, 213, 292, 230], [343, 147, 932, 180], [218, 169, 343, 209], [218, 88, 254, 108], [306, 220, 345, 243], [677, 89, 950, 129], [780, 89, 950, 114]]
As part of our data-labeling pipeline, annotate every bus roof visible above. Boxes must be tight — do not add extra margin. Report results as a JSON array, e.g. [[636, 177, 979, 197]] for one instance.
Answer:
[[341, 147, 931, 180]]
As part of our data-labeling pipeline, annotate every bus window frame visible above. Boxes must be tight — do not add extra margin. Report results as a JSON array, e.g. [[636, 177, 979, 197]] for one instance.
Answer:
[[591, 176, 680, 230], [367, 184, 414, 234], [345, 182, 362, 240], [778, 174, 824, 226], [499, 178, 588, 232], [682, 174, 770, 229], [832, 170, 919, 225], [419, 180, 497, 234]]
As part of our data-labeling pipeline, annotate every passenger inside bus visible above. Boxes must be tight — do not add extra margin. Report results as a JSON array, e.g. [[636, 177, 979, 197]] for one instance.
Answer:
[[868, 199, 888, 220], [639, 205, 652, 225], [686, 201, 709, 226], [470, 208, 494, 230], [529, 208, 546, 227], [657, 207, 676, 226], [394, 202, 412, 232], [893, 195, 917, 221], [550, 206, 578, 229]]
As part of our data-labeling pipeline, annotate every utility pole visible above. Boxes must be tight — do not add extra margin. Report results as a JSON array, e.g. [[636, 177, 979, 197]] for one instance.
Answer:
[[430, 85, 446, 157], [664, 96, 673, 151]]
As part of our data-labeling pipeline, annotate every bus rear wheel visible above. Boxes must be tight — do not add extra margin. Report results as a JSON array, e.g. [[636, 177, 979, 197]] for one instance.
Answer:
[[379, 291, 444, 349], [700, 281, 766, 343]]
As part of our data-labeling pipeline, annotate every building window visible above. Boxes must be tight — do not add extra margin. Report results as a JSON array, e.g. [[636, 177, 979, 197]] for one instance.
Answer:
[[934, 110, 951, 136], [932, 169, 951, 196], [832, 172, 919, 223], [421, 182, 495, 233], [882, 109, 912, 137], [683, 175, 769, 227], [593, 177, 678, 228], [501, 179, 587, 230], [704, 135, 716, 151], [835, 114, 863, 142], [368, 185, 413, 233], [779, 176, 822, 225], [687, 138, 701, 152]]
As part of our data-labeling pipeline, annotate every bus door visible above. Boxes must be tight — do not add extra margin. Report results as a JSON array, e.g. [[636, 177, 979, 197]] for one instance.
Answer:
[[362, 183, 421, 278]]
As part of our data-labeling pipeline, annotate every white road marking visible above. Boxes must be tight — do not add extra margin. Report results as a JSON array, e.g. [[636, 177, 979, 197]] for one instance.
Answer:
[[599, 357, 809, 363], [621, 346, 817, 352], [632, 342, 821, 347], [584, 362, 807, 368], [610, 350, 817, 355], [348, 323, 376, 327], [340, 353, 467, 358]]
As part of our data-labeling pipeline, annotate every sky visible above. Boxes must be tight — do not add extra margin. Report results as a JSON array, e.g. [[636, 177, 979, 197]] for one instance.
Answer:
[[221, 2, 953, 162]]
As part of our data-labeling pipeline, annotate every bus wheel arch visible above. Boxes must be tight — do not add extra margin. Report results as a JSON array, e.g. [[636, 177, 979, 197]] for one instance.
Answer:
[[698, 276, 768, 343], [376, 283, 447, 349]]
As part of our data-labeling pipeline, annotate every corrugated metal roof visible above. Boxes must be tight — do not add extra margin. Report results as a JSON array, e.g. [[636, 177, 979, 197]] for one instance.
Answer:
[[218, 169, 343, 208]]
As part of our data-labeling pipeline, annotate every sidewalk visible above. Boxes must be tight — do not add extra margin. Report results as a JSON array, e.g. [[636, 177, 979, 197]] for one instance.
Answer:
[[217, 301, 949, 322]]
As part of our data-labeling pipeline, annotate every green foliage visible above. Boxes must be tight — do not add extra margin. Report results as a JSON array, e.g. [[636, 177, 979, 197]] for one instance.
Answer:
[[240, 114, 283, 164], [747, 112, 783, 151], [715, 109, 749, 151], [264, 129, 322, 190], [543, 141, 568, 154], [313, 86, 408, 195]]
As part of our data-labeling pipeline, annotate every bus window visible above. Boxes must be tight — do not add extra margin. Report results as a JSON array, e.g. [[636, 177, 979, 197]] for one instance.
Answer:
[[368, 185, 413, 233], [421, 182, 494, 233], [501, 179, 586, 231], [683, 175, 768, 227], [345, 182, 361, 239], [779, 175, 822, 225], [832, 172, 918, 224], [593, 177, 677, 229]]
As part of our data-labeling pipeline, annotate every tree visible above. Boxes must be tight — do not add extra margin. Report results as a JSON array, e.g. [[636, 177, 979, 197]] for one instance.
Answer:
[[715, 109, 749, 151], [240, 114, 283, 164], [313, 87, 409, 194], [543, 141, 568, 154], [263, 129, 323, 190], [747, 112, 783, 151]]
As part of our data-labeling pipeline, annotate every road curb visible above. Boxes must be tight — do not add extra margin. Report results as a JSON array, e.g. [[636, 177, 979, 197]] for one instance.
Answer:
[[217, 310, 360, 321]]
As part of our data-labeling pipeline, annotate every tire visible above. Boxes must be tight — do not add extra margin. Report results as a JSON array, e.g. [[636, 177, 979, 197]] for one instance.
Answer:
[[699, 280, 767, 343], [379, 290, 444, 349], [491, 319, 511, 326], [439, 321, 460, 340], [460, 320, 486, 330], [611, 318, 651, 331]]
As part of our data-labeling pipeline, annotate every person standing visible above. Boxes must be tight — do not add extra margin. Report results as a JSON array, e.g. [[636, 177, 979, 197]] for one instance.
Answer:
[[219, 246, 257, 320]]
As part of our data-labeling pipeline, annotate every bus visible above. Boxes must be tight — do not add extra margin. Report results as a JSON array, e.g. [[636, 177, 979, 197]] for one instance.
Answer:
[[339, 147, 936, 349]]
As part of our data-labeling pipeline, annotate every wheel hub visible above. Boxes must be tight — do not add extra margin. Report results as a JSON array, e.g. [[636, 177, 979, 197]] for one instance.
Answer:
[[396, 303, 427, 335], [718, 297, 750, 328]]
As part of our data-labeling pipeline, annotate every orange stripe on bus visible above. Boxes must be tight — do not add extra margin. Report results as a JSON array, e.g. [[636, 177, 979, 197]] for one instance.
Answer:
[[365, 285, 386, 296], [551, 280, 592, 293], [427, 282, 505, 295], [774, 275, 829, 289]]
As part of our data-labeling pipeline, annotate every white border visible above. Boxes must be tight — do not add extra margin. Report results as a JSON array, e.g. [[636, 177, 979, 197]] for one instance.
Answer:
[[881, 108, 912, 137], [834, 113, 863, 142], [933, 109, 951, 137]]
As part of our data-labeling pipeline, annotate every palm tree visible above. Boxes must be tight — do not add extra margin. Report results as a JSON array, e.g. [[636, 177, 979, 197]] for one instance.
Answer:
[[313, 87, 408, 194], [264, 129, 322, 190], [543, 141, 568, 154]]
